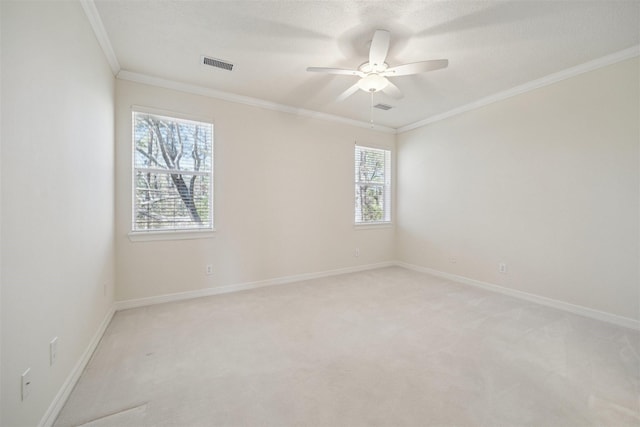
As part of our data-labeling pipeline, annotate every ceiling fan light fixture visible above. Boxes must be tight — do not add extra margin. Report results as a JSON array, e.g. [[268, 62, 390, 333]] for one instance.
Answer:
[[306, 29, 449, 103], [357, 73, 388, 92]]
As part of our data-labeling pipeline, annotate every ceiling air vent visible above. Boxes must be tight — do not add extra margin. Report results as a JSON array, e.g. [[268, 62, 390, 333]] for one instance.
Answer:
[[201, 56, 233, 71], [374, 103, 393, 111]]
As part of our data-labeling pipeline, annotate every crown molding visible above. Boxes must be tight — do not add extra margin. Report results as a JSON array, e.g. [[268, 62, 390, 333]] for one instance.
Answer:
[[398, 45, 640, 134], [116, 70, 397, 134], [80, 0, 637, 135], [80, 0, 120, 75]]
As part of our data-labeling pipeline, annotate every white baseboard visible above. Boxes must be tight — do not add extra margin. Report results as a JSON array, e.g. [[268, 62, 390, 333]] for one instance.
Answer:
[[36, 260, 638, 427], [36, 262, 391, 426], [116, 260, 639, 330], [115, 261, 396, 311], [396, 261, 640, 331], [39, 305, 116, 427]]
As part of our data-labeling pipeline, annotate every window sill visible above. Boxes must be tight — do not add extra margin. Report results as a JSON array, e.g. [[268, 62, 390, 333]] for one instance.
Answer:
[[128, 229, 217, 242], [354, 222, 393, 230]]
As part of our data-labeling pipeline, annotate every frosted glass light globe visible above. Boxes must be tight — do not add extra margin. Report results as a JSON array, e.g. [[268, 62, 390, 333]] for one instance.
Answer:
[[357, 74, 388, 92]]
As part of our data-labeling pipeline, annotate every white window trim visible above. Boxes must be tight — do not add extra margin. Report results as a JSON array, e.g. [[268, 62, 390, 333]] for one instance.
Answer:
[[131, 107, 215, 239], [354, 144, 393, 226], [354, 222, 394, 230], [128, 229, 216, 242], [132, 105, 213, 125]]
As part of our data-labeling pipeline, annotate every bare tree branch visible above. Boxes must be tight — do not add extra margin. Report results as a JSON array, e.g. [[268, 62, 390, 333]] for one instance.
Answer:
[[137, 116, 206, 225], [136, 148, 165, 168]]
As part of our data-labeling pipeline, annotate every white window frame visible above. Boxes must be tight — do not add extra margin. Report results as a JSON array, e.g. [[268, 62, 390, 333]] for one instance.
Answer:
[[129, 107, 215, 242], [354, 144, 392, 226]]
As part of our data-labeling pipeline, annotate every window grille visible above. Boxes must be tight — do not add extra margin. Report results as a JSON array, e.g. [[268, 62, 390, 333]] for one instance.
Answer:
[[132, 110, 213, 232], [355, 145, 391, 224]]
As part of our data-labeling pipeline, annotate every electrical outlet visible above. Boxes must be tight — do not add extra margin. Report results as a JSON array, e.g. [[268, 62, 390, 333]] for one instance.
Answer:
[[449, 257, 457, 264], [354, 248, 360, 257], [206, 265, 213, 276], [50, 337, 58, 366], [21, 368, 32, 400], [499, 263, 507, 274]]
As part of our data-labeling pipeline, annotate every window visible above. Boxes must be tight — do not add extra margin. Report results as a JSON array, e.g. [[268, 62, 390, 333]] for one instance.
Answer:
[[354, 145, 391, 224], [132, 110, 213, 233]]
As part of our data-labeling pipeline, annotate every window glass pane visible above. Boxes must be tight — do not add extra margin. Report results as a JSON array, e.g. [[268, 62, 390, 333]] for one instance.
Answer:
[[134, 113, 212, 172], [355, 184, 385, 222], [354, 145, 391, 224], [356, 148, 386, 184], [132, 111, 213, 232], [134, 171, 211, 231]]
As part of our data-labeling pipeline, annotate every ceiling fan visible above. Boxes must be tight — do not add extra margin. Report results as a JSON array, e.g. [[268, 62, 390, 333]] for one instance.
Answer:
[[307, 29, 448, 101]]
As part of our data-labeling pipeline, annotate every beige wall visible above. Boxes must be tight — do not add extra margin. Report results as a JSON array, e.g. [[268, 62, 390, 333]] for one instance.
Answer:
[[397, 58, 640, 321], [1, 2, 115, 425], [1, 3, 637, 423], [115, 80, 395, 301]]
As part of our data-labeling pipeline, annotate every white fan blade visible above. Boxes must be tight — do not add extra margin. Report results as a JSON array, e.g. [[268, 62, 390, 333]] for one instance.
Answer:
[[369, 29, 390, 68], [306, 67, 363, 76], [337, 83, 360, 102], [382, 80, 403, 99], [383, 59, 448, 77]]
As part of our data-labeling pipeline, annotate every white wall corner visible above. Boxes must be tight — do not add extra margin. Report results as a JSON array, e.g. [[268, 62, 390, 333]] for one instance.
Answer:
[[79, 0, 120, 75], [395, 261, 640, 331], [38, 305, 116, 427]]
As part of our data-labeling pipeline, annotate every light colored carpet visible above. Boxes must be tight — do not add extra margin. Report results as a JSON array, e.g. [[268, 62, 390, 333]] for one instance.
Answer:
[[55, 267, 639, 426]]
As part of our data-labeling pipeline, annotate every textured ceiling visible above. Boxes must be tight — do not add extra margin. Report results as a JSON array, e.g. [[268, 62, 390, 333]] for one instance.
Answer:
[[94, 0, 640, 129]]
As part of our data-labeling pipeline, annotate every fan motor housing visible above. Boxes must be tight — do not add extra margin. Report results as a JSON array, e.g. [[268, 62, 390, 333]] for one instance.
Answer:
[[359, 62, 388, 74]]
